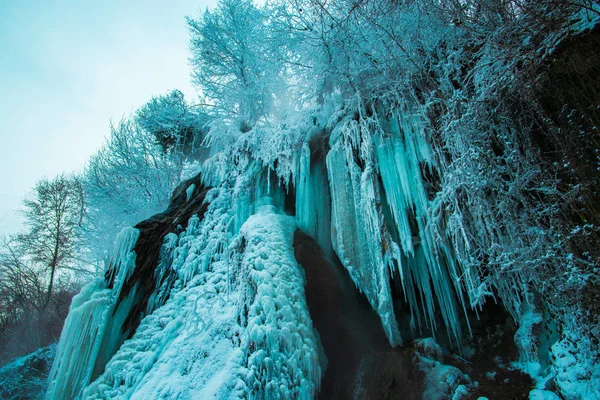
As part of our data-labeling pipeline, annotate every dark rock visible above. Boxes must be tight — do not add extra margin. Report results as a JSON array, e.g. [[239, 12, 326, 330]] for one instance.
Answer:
[[293, 230, 423, 399]]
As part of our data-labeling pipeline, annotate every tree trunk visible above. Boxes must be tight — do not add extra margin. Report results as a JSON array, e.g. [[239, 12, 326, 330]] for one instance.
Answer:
[[42, 229, 60, 311]]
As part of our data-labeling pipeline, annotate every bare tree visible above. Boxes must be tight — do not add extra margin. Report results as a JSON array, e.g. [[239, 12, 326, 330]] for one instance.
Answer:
[[17, 174, 84, 311], [82, 118, 182, 261]]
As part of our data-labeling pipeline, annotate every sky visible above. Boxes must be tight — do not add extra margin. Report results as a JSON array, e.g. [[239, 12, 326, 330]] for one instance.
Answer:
[[0, 0, 218, 236]]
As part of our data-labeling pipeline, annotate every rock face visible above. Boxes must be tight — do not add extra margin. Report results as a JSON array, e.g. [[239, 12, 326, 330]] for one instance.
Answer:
[[114, 174, 212, 336], [293, 230, 423, 399]]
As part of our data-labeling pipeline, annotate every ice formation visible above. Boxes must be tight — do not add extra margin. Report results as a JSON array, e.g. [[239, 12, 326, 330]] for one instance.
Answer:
[[47, 105, 470, 397], [413, 338, 470, 400], [325, 106, 472, 348], [296, 142, 332, 259], [48, 172, 322, 398], [46, 96, 589, 398], [46, 228, 140, 400]]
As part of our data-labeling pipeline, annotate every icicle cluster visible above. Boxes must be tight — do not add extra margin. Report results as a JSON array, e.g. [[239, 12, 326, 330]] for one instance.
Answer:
[[296, 142, 333, 259], [49, 93, 555, 397]]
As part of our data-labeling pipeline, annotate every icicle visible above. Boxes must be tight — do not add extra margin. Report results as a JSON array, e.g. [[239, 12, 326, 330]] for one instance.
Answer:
[[185, 184, 195, 202], [296, 142, 333, 258], [327, 132, 402, 346], [374, 109, 468, 348], [146, 232, 179, 314]]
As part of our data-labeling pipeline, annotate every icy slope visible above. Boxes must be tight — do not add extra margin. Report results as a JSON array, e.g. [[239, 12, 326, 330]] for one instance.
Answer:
[[51, 181, 323, 399], [46, 228, 140, 400]]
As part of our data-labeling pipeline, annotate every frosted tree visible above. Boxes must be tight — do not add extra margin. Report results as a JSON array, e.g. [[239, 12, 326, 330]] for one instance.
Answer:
[[135, 89, 209, 158], [82, 119, 181, 262], [17, 175, 84, 311], [187, 0, 284, 126]]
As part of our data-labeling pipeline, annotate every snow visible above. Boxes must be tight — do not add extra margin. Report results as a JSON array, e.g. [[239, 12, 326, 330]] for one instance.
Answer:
[[509, 302, 600, 400], [512, 303, 544, 379], [414, 338, 471, 400], [485, 371, 497, 380], [550, 329, 600, 400]]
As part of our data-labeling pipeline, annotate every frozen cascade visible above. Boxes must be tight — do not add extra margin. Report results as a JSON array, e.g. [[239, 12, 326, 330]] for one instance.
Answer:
[[81, 185, 239, 399], [46, 227, 140, 400], [73, 184, 322, 399], [233, 205, 323, 399], [327, 116, 403, 347], [296, 142, 332, 258], [45, 97, 555, 397], [374, 111, 468, 346]]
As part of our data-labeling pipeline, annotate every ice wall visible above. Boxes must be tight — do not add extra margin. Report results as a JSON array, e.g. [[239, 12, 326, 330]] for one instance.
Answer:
[[48, 98, 515, 398], [296, 142, 332, 258], [74, 181, 321, 399], [46, 227, 140, 400]]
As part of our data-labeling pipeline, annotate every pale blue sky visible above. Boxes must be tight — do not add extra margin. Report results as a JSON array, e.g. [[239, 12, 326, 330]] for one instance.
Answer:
[[0, 0, 217, 235]]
